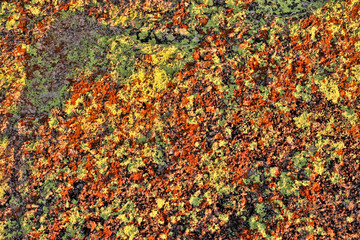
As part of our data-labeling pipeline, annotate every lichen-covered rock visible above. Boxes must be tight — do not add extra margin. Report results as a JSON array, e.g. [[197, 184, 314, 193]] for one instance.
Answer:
[[23, 12, 114, 116]]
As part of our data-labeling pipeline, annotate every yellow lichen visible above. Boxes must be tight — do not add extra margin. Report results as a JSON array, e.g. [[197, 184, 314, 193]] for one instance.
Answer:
[[294, 111, 312, 129]]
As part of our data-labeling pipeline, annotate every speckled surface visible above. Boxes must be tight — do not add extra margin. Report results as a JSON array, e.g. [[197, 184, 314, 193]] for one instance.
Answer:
[[1, 0, 360, 239]]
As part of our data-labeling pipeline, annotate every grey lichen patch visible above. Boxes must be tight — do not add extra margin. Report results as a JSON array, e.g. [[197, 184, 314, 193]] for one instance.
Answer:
[[22, 12, 116, 116], [247, 0, 333, 18]]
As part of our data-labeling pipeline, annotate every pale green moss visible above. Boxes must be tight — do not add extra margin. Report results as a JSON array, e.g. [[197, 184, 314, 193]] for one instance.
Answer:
[[0, 173, 9, 199], [189, 191, 203, 207], [218, 214, 229, 223], [156, 198, 165, 209], [278, 172, 297, 196], [292, 151, 308, 169], [123, 225, 139, 240], [313, 158, 326, 175], [316, 77, 340, 103], [149, 210, 157, 218], [342, 106, 358, 126], [293, 111, 312, 129]]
